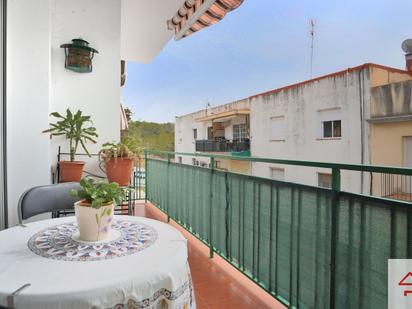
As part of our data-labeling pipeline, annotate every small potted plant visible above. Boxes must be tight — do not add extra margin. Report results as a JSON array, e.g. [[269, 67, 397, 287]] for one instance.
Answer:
[[70, 178, 126, 241], [43, 109, 98, 182], [99, 138, 140, 186]]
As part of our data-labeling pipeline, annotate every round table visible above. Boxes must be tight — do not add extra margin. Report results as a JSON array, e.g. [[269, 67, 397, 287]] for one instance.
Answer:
[[0, 216, 195, 309]]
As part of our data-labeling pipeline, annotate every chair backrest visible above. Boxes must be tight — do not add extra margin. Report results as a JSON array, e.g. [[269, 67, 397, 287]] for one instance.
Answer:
[[18, 182, 82, 224]]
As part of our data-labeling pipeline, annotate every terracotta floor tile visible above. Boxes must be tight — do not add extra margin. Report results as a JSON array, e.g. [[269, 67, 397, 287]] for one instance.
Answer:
[[196, 281, 247, 304], [134, 202, 285, 309], [206, 296, 257, 309]]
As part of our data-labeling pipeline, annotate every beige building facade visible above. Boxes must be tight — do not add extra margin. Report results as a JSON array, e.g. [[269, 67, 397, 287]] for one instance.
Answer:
[[369, 76, 412, 198]]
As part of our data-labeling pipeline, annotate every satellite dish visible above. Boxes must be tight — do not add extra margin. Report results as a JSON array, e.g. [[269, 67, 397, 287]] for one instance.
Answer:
[[402, 39, 412, 54]]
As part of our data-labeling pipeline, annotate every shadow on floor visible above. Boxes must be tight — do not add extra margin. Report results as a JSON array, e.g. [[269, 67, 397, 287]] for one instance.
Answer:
[[134, 202, 285, 309]]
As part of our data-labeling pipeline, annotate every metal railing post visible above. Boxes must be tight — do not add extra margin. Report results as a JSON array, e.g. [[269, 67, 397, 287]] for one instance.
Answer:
[[209, 156, 215, 258], [167, 153, 171, 223], [330, 167, 341, 309], [144, 150, 148, 204]]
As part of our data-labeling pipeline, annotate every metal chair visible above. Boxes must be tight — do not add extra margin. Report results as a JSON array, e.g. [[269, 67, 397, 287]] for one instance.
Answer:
[[18, 182, 81, 225]]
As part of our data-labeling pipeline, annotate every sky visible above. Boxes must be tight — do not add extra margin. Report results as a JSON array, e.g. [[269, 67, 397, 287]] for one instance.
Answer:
[[121, 0, 412, 123]]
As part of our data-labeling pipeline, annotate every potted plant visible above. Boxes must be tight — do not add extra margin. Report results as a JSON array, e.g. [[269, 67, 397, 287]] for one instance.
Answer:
[[99, 138, 140, 186], [70, 178, 126, 241], [43, 109, 98, 182]]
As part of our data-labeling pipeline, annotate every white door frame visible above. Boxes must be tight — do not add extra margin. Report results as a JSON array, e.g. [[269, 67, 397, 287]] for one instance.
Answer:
[[0, 0, 7, 230]]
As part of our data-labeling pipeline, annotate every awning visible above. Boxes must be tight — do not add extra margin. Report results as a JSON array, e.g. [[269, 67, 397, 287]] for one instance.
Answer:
[[168, 0, 244, 40], [196, 109, 249, 122]]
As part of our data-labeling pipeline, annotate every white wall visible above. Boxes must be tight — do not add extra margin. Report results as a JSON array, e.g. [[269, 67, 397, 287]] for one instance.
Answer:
[[7, 0, 52, 226], [6, 0, 121, 226], [50, 0, 121, 175], [250, 69, 371, 193]]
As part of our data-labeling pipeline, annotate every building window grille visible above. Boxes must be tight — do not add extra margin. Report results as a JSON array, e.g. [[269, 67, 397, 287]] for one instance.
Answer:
[[193, 128, 197, 140], [233, 123, 247, 142]]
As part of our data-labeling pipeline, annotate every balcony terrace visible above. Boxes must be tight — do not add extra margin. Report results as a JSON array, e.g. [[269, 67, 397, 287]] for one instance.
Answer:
[[142, 149, 412, 309]]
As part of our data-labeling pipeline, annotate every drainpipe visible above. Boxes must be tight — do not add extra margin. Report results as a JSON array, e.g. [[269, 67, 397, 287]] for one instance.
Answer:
[[358, 69, 365, 194]]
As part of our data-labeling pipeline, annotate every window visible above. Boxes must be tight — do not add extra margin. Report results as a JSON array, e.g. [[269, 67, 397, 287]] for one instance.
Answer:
[[318, 173, 332, 188], [269, 116, 286, 141], [178, 156, 182, 164], [322, 120, 341, 138], [193, 128, 197, 140], [270, 167, 285, 181], [317, 108, 342, 139], [233, 123, 247, 141]]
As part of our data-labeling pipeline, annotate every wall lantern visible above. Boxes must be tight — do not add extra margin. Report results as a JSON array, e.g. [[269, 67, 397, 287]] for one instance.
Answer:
[[60, 38, 98, 73]]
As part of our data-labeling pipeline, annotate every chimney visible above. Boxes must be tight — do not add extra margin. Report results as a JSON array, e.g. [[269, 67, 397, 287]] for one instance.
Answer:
[[402, 39, 412, 73], [406, 53, 412, 73]]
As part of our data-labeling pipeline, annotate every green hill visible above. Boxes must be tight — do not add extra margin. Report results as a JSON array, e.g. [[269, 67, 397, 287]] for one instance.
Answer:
[[125, 121, 174, 151]]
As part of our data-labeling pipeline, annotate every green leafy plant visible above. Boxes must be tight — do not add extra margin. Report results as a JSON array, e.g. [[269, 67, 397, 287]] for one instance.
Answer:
[[43, 109, 98, 161], [99, 138, 141, 162], [70, 178, 126, 209]]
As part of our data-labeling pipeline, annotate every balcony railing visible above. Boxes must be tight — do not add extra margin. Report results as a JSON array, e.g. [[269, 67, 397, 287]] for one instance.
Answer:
[[195, 139, 250, 152], [143, 150, 412, 309], [381, 173, 412, 202]]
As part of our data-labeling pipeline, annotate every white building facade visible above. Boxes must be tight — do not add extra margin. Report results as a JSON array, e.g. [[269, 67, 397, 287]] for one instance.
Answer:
[[250, 66, 371, 193], [175, 99, 252, 172], [175, 64, 412, 194]]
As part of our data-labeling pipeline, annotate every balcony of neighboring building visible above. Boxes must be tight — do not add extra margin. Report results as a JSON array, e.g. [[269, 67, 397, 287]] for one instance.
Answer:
[[194, 108, 251, 156], [195, 138, 250, 154], [369, 78, 412, 202]]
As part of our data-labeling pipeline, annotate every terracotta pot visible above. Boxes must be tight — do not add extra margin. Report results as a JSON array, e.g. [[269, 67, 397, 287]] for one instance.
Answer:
[[74, 201, 114, 241], [59, 161, 85, 182], [106, 157, 134, 186]]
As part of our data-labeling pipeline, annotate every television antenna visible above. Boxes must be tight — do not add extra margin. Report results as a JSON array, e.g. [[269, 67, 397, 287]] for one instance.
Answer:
[[205, 101, 211, 117], [309, 19, 316, 78]]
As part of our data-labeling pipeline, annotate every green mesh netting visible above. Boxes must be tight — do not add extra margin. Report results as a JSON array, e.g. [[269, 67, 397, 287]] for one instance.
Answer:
[[146, 159, 412, 309]]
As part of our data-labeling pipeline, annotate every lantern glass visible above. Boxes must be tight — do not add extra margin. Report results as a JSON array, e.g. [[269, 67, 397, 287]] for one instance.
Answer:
[[60, 39, 98, 73]]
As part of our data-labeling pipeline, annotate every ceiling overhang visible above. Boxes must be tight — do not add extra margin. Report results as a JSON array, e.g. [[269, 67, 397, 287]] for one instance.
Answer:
[[196, 109, 250, 122], [121, 0, 244, 63], [121, 0, 185, 63]]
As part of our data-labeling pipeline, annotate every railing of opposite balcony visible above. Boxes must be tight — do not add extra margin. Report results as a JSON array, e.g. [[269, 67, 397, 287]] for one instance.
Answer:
[[144, 150, 412, 309], [195, 139, 250, 152]]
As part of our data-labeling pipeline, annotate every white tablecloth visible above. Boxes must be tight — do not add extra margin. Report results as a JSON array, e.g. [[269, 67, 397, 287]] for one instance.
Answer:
[[0, 216, 195, 309]]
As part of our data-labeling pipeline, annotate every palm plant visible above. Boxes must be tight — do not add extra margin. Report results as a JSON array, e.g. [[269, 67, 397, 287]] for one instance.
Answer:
[[43, 109, 98, 161]]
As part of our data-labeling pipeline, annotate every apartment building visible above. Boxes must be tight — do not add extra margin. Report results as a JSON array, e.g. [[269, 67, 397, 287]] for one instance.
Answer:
[[175, 98, 252, 173], [175, 61, 412, 195]]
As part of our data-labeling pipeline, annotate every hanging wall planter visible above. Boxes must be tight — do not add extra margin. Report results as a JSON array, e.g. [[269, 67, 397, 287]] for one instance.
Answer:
[[60, 38, 99, 73]]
